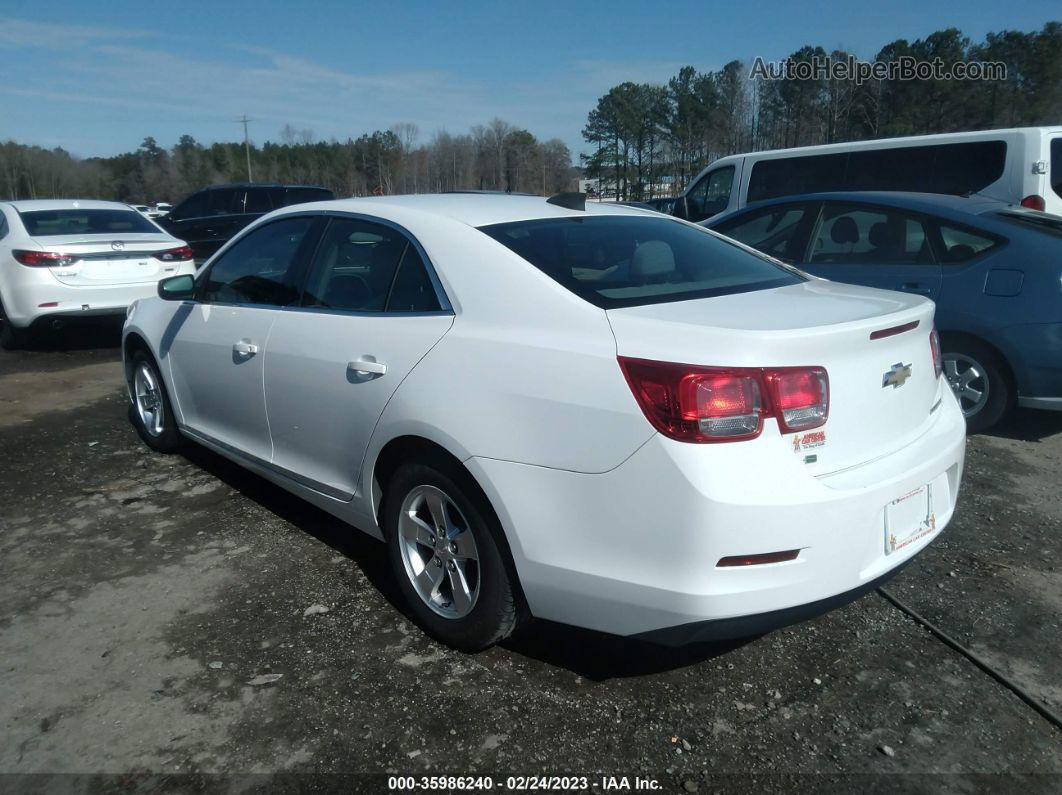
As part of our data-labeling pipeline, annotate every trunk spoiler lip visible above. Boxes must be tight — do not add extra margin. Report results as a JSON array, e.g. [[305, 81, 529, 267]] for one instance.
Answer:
[[870, 320, 920, 340]]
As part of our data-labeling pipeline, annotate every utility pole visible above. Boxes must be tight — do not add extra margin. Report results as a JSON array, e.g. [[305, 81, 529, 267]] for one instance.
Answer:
[[237, 115, 254, 182]]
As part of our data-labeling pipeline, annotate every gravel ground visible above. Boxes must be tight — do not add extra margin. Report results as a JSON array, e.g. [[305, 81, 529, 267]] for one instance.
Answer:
[[1, 326, 1060, 794]]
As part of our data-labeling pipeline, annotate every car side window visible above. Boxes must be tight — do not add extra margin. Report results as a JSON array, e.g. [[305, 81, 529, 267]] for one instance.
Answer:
[[0, 212, 8, 240], [200, 217, 316, 306], [809, 204, 932, 265], [206, 189, 235, 216], [936, 223, 997, 263], [241, 189, 272, 214], [713, 205, 810, 262], [686, 166, 734, 221], [386, 245, 442, 312], [301, 218, 409, 312], [170, 192, 208, 221]]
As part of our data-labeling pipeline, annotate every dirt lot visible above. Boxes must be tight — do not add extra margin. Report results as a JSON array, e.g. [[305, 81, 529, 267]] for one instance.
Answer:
[[1, 325, 1060, 793]]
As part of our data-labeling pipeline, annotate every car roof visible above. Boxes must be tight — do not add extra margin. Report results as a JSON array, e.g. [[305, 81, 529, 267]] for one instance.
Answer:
[[278, 193, 655, 227], [3, 199, 144, 212]]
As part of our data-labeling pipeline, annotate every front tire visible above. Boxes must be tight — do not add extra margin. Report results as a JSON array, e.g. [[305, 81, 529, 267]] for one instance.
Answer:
[[942, 340, 1011, 433], [128, 350, 182, 452], [384, 460, 521, 651]]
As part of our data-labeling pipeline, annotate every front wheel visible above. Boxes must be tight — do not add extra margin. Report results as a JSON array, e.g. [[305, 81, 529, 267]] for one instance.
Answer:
[[128, 350, 182, 452], [942, 341, 1012, 433], [384, 460, 522, 651]]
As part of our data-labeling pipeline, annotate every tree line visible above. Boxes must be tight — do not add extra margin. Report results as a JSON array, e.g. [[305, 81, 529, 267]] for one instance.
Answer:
[[2, 21, 1058, 205], [582, 22, 1061, 199], [0, 120, 576, 204]]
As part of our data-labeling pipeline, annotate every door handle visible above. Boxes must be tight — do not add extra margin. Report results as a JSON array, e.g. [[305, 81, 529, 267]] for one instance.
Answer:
[[900, 283, 932, 296], [232, 341, 259, 356], [348, 357, 386, 375]]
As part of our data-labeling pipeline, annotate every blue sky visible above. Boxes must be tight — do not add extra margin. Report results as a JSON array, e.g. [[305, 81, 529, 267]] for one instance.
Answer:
[[0, 0, 1057, 162]]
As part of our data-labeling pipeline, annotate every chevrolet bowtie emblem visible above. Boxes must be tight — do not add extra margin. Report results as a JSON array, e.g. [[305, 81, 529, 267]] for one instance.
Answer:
[[882, 362, 912, 388]]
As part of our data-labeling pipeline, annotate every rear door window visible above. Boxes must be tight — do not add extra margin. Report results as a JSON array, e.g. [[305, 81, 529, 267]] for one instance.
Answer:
[[201, 216, 317, 306], [808, 204, 932, 265], [300, 218, 409, 312], [480, 214, 802, 309], [712, 204, 814, 262]]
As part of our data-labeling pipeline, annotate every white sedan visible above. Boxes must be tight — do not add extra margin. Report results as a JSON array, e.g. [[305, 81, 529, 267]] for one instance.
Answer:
[[0, 200, 195, 348], [123, 193, 966, 650]]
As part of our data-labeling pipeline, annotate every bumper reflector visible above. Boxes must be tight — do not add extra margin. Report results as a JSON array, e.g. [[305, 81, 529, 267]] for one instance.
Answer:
[[717, 549, 800, 567]]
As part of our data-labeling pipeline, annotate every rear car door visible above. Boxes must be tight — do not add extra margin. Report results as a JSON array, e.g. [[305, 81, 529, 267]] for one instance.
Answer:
[[264, 215, 453, 500], [165, 215, 320, 460], [800, 202, 942, 299]]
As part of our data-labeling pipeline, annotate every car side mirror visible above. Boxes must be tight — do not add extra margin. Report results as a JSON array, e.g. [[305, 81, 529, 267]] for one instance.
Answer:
[[158, 274, 195, 301]]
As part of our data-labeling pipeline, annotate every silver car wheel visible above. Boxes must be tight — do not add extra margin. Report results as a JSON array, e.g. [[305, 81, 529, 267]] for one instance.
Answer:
[[397, 485, 480, 620], [133, 362, 165, 437], [943, 353, 989, 418]]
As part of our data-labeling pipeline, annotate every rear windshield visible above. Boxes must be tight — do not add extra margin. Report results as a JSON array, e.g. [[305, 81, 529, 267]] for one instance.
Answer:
[[995, 210, 1062, 238], [19, 209, 158, 237], [479, 215, 803, 309]]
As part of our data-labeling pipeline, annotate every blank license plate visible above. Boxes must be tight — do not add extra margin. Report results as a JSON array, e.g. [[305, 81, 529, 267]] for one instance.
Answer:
[[884, 484, 936, 555]]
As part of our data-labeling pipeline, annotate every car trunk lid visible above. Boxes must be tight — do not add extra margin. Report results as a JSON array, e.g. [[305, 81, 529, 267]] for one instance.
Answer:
[[606, 280, 942, 474], [28, 234, 181, 286]]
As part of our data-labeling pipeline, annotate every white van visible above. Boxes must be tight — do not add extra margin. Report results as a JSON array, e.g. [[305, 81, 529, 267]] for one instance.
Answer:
[[675, 127, 1062, 223]]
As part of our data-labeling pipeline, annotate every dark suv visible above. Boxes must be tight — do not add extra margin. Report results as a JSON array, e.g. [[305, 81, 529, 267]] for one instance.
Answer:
[[158, 183, 334, 261]]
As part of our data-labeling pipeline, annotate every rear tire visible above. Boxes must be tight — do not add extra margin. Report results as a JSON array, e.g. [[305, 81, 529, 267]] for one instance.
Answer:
[[942, 339, 1011, 433], [383, 458, 521, 651], [128, 350, 182, 453]]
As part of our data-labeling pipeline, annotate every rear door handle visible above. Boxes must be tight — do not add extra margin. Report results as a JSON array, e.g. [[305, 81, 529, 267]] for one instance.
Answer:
[[233, 341, 259, 356], [348, 357, 386, 375]]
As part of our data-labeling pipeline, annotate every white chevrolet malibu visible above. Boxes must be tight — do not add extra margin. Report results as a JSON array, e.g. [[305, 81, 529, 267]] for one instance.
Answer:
[[122, 193, 965, 650], [0, 199, 195, 348]]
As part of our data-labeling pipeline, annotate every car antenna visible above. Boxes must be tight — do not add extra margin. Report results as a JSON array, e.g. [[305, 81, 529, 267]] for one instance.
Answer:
[[546, 192, 586, 211]]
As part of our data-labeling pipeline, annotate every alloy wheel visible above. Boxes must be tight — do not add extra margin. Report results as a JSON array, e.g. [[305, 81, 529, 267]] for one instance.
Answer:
[[943, 353, 989, 418], [397, 485, 480, 619], [134, 362, 165, 437]]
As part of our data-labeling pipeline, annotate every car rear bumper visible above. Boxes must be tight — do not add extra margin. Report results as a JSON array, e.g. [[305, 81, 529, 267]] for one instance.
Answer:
[[468, 390, 966, 640], [1, 265, 194, 327]]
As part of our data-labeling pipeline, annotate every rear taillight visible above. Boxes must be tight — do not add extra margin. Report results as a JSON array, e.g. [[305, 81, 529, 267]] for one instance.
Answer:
[[618, 357, 828, 443], [930, 328, 943, 379], [156, 245, 193, 262], [767, 367, 829, 432], [13, 249, 79, 267], [1020, 194, 1046, 211]]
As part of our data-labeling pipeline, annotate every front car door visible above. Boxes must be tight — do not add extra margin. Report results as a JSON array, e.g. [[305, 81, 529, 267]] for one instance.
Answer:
[[263, 215, 453, 500], [799, 202, 942, 299], [164, 215, 320, 461], [684, 166, 736, 223]]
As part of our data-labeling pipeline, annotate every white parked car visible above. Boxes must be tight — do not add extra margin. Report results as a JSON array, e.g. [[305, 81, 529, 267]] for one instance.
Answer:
[[130, 204, 152, 216], [123, 193, 966, 650], [148, 203, 172, 219], [0, 200, 196, 348]]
